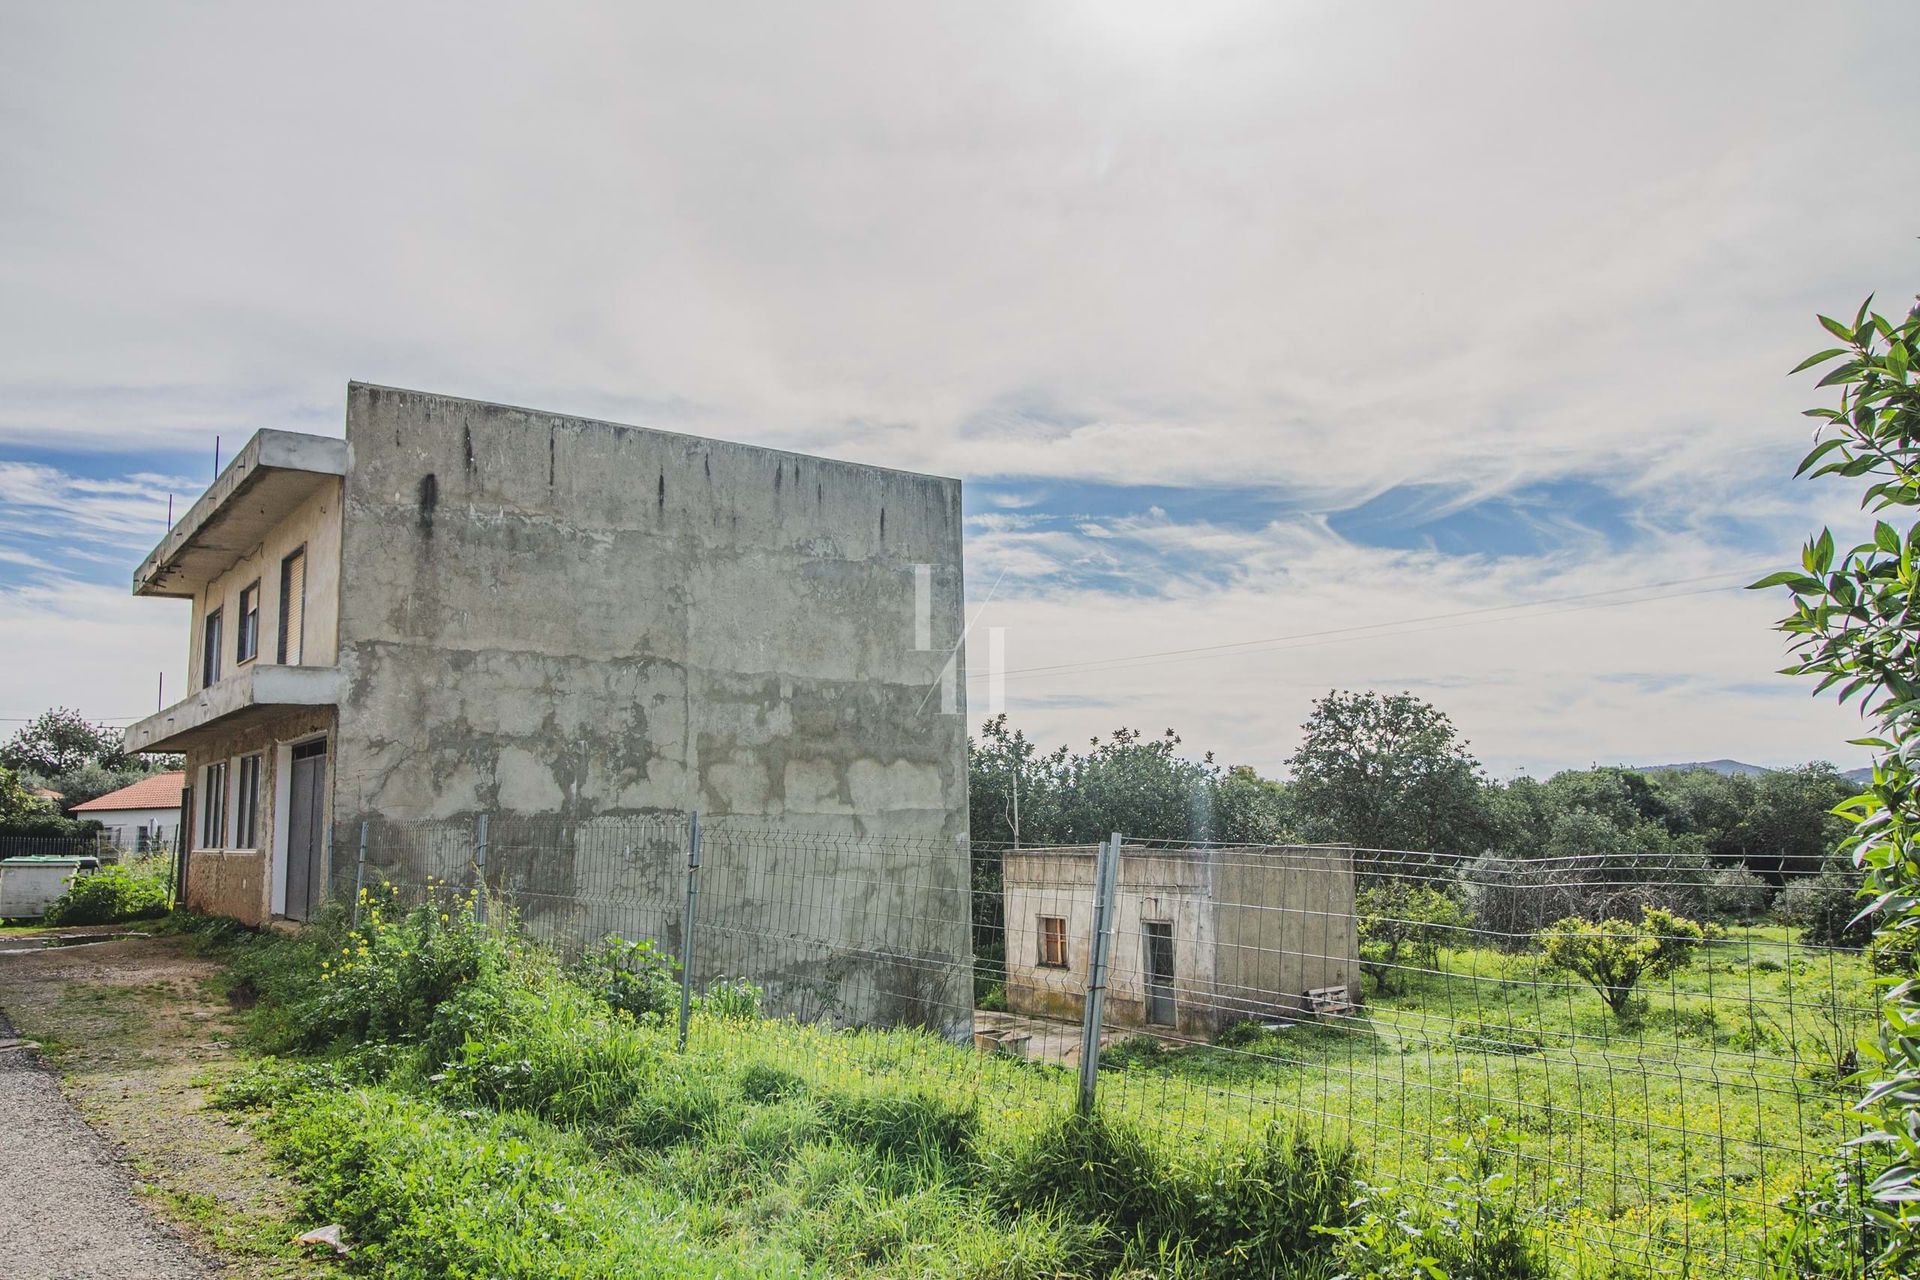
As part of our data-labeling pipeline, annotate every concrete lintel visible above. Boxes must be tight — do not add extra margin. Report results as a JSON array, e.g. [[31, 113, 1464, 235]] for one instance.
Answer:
[[133, 430, 347, 599], [124, 664, 342, 754]]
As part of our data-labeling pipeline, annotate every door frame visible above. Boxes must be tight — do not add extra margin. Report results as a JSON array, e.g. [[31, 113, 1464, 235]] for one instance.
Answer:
[[1142, 920, 1176, 1027], [270, 731, 329, 917]]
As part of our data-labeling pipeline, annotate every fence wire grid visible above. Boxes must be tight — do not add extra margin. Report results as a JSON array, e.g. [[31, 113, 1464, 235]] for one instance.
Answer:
[[325, 816, 1877, 1279]]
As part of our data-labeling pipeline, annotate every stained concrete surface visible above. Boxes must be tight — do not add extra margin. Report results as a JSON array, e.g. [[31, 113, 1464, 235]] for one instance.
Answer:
[[0, 1011, 205, 1279]]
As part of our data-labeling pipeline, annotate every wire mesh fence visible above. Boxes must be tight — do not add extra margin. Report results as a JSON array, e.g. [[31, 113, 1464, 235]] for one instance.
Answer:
[[328, 815, 1877, 1278]]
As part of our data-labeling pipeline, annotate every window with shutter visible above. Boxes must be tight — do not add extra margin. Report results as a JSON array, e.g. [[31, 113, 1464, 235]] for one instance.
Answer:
[[278, 546, 306, 664]]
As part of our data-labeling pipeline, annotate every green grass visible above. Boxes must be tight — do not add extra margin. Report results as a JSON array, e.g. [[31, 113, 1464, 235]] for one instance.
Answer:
[[1090, 926, 1876, 1278], [208, 899, 1871, 1279], [214, 897, 1365, 1280]]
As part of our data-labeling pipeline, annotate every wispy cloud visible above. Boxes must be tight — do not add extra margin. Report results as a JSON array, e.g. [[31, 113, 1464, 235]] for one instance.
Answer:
[[0, 2, 1904, 766]]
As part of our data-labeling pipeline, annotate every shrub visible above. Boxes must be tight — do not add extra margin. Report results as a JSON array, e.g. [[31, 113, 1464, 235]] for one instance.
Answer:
[[1774, 865, 1872, 948], [1215, 1019, 1268, 1049], [995, 1112, 1353, 1277], [1458, 853, 1596, 948], [1099, 1033, 1167, 1070], [1537, 906, 1707, 1018], [574, 935, 681, 1021], [234, 886, 514, 1054], [43, 862, 168, 925], [1703, 865, 1772, 921], [1329, 1119, 1548, 1280]]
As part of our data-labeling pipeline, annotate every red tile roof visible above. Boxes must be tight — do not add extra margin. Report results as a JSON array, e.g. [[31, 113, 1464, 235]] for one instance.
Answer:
[[71, 771, 186, 812]]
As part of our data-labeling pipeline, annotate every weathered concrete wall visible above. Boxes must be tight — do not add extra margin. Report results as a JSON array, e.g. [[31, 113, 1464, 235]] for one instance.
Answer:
[[185, 849, 268, 926], [1004, 844, 1359, 1036], [1212, 846, 1360, 1023], [331, 384, 969, 1029], [188, 480, 343, 692]]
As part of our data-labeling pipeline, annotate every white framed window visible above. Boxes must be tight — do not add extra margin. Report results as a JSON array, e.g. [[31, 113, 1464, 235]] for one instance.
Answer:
[[199, 761, 228, 848], [234, 754, 262, 848]]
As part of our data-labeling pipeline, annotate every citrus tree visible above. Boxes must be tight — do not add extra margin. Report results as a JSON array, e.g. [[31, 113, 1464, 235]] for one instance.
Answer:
[[1537, 905, 1706, 1018]]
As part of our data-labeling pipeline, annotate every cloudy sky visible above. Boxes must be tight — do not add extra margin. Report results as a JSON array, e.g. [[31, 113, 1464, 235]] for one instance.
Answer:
[[1, 2, 1914, 777]]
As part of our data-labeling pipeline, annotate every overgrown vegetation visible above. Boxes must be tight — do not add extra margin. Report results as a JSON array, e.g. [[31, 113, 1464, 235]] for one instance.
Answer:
[[203, 879, 1881, 1278], [41, 855, 171, 924], [216, 891, 1375, 1279]]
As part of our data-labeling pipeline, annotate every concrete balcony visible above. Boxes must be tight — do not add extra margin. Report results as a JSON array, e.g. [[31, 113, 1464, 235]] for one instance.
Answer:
[[134, 429, 347, 599], [124, 664, 342, 753]]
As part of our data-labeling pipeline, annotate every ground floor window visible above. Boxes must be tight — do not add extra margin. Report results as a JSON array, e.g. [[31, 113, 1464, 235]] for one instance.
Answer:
[[200, 761, 228, 848], [234, 754, 262, 848], [1038, 915, 1068, 968]]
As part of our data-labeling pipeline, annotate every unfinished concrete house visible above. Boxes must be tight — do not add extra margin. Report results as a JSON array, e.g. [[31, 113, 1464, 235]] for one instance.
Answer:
[[125, 384, 970, 1026], [1001, 844, 1360, 1038]]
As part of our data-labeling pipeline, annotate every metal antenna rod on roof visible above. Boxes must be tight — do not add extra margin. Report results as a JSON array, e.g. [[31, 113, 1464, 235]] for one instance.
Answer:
[[156, 672, 163, 712], [212, 435, 220, 479]]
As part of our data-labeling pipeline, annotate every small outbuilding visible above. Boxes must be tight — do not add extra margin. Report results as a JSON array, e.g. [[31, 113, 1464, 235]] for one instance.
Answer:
[[1001, 843, 1361, 1039]]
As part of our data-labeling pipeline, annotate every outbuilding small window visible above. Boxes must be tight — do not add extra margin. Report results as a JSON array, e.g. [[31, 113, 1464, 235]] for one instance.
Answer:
[[1038, 915, 1068, 968]]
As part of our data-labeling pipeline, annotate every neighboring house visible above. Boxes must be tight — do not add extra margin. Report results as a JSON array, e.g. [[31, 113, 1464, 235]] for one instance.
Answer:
[[69, 771, 185, 851], [123, 384, 968, 1024], [1001, 844, 1360, 1038]]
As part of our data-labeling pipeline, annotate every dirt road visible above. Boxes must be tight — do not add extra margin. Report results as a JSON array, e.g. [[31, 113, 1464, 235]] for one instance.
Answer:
[[0, 1005, 206, 1278], [0, 931, 327, 1279]]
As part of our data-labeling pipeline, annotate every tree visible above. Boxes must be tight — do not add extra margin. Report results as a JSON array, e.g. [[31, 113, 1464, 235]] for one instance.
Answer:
[[1, 708, 130, 776], [0, 762, 102, 838], [1211, 765, 1293, 845], [1542, 766, 1670, 832], [967, 716, 1294, 848], [1538, 905, 1707, 1018], [0, 707, 181, 813], [1356, 881, 1471, 993], [1743, 763, 1856, 882], [1755, 292, 1920, 1263], [1286, 690, 1493, 862], [0, 764, 47, 826]]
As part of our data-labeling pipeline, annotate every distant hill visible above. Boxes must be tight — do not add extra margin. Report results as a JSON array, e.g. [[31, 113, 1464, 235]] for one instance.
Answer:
[[1635, 759, 1772, 778], [1634, 759, 1874, 785]]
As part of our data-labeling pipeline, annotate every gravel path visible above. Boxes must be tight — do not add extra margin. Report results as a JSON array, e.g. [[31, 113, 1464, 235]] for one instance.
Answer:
[[0, 1011, 206, 1280]]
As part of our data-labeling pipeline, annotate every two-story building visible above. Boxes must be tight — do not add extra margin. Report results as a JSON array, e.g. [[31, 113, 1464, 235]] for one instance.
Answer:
[[124, 385, 971, 1032]]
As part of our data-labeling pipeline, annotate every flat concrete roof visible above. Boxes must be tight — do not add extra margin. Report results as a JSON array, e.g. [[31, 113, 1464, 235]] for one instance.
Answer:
[[133, 429, 347, 599]]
